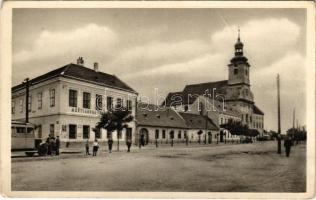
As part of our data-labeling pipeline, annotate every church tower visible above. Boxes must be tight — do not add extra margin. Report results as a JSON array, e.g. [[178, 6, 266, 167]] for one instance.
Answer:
[[228, 29, 250, 86], [226, 29, 254, 126]]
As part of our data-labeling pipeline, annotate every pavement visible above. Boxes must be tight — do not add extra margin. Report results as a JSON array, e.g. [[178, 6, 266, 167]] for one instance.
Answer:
[[11, 141, 306, 192]]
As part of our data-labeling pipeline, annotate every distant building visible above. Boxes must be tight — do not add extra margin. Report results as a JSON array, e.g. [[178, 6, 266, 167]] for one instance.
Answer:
[[135, 103, 219, 145], [11, 58, 138, 144], [163, 32, 264, 135]]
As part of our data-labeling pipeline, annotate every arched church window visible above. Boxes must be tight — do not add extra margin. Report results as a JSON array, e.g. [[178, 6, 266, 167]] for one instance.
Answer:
[[234, 68, 238, 75], [245, 68, 248, 75]]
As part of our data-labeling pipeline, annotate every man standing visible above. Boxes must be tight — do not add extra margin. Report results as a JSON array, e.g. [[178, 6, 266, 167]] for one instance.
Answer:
[[284, 136, 293, 157], [55, 136, 60, 156], [85, 140, 90, 155], [108, 138, 113, 153], [126, 138, 132, 152]]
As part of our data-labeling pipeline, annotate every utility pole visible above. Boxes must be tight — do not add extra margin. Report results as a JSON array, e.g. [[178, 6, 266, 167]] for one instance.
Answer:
[[277, 74, 281, 154], [24, 78, 30, 123]]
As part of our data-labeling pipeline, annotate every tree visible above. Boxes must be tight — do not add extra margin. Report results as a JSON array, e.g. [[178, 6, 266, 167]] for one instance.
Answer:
[[220, 120, 247, 136], [95, 106, 133, 151]]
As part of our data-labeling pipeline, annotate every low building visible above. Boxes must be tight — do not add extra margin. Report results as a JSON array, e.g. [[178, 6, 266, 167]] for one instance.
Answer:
[[135, 103, 219, 145], [11, 58, 138, 145]]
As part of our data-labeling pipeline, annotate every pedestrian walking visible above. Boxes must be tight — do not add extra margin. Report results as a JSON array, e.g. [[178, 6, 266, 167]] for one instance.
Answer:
[[108, 138, 113, 153], [92, 139, 99, 156], [85, 140, 90, 155], [55, 136, 60, 156], [126, 138, 132, 152], [284, 136, 293, 157]]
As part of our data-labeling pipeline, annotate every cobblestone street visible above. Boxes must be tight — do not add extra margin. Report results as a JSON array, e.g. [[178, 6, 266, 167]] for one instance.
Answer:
[[11, 141, 306, 192]]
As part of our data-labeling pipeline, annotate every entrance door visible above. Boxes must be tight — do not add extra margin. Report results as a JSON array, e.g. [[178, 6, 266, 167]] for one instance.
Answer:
[[69, 124, 77, 139], [208, 132, 212, 144], [139, 128, 149, 145], [220, 130, 224, 142]]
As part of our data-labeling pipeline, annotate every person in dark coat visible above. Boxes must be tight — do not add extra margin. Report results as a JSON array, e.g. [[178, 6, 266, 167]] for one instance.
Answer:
[[108, 138, 113, 153], [126, 138, 132, 152], [55, 136, 60, 155], [85, 140, 90, 155], [284, 136, 293, 157]]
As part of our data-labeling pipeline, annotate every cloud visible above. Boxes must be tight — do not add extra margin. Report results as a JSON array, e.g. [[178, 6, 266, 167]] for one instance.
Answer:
[[14, 24, 118, 64], [211, 18, 301, 66]]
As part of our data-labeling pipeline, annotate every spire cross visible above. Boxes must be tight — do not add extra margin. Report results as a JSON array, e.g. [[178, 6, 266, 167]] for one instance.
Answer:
[[237, 26, 240, 42]]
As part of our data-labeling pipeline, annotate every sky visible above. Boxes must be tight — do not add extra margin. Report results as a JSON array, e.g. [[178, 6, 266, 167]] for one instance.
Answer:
[[12, 8, 307, 132]]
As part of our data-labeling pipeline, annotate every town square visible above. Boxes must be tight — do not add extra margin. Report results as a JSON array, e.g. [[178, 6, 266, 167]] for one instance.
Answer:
[[6, 5, 311, 196]]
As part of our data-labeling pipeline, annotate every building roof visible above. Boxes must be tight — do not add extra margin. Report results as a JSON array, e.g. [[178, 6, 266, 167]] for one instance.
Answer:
[[136, 103, 188, 129], [253, 104, 264, 115], [12, 63, 137, 93], [164, 80, 228, 106], [179, 112, 219, 131]]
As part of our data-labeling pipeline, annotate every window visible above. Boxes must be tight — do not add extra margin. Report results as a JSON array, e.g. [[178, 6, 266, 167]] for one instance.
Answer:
[[69, 124, 77, 139], [245, 68, 248, 75], [127, 100, 132, 111], [96, 94, 102, 110], [234, 68, 238, 75], [220, 118, 223, 124], [83, 92, 91, 109], [155, 129, 159, 139], [184, 131, 187, 139], [95, 128, 101, 139], [69, 90, 77, 107], [28, 95, 32, 112], [37, 93, 42, 109], [11, 101, 15, 114], [170, 130, 174, 139], [178, 131, 181, 139], [83, 125, 90, 139], [19, 99, 23, 113], [107, 96, 113, 110], [162, 130, 166, 139], [50, 124, 54, 137], [116, 98, 123, 108], [50, 89, 55, 107]]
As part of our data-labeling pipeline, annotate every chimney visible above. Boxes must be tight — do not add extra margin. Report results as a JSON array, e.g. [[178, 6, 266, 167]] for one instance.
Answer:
[[76, 57, 84, 65], [94, 62, 99, 72]]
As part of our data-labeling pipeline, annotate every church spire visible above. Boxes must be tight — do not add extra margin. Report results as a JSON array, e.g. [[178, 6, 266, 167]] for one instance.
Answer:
[[234, 27, 243, 56], [237, 26, 240, 42]]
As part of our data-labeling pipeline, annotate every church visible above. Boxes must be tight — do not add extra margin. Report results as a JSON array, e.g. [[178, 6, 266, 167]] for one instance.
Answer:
[[163, 31, 265, 135]]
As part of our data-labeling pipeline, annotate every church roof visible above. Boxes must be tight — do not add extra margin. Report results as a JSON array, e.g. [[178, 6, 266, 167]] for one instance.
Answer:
[[179, 112, 219, 130], [163, 80, 228, 106], [253, 104, 264, 115], [12, 63, 137, 93]]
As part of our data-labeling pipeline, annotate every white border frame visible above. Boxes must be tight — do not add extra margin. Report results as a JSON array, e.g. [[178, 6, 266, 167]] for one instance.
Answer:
[[1, 1, 315, 198]]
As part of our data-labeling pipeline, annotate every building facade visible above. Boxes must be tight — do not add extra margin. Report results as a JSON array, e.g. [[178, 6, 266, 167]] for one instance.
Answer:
[[135, 103, 219, 145], [163, 33, 264, 135], [12, 58, 138, 144]]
